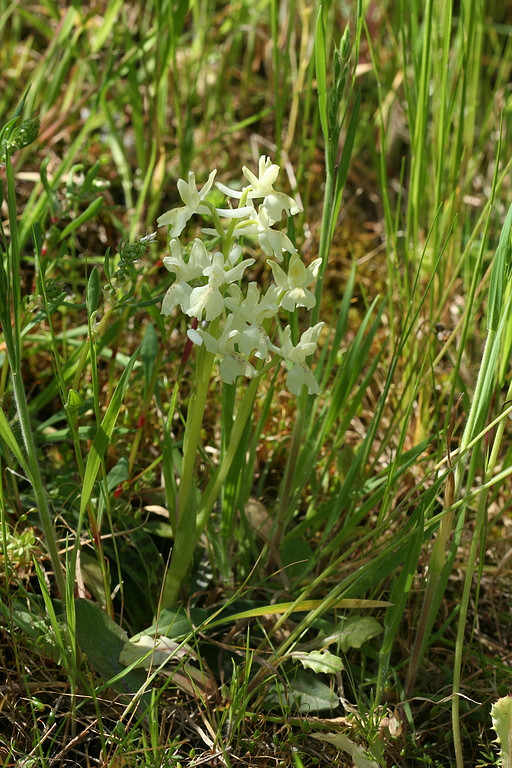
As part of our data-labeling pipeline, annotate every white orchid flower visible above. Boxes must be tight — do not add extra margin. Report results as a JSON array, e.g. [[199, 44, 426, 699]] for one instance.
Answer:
[[236, 322, 270, 360], [226, 204, 297, 262], [216, 156, 301, 220], [243, 155, 280, 196], [213, 205, 254, 219], [226, 283, 280, 359], [270, 323, 324, 395], [186, 248, 255, 321], [157, 170, 217, 237], [269, 253, 322, 311], [161, 238, 211, 316], [157, 159, 322, 393], [226, 282, 280, 324], [188, 316, 257, 384], [262, 191, 302, 221], [216, 156, 278, 200], [163, 238, 210, 281]]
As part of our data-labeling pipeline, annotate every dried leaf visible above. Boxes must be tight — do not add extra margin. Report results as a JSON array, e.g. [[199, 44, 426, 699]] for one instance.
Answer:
[[311, 732, 378, 768]]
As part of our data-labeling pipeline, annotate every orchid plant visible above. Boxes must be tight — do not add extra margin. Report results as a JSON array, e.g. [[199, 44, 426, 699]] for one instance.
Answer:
[[157, 156, 323, 608]]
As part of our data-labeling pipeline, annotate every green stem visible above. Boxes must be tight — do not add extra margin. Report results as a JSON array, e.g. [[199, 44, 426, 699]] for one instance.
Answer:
[[160, 343, 214, 608], [197, 375, 260, 533], [312, 154, 334, 327], [270, 392, 306, 555], [178, 344, 215, 516]]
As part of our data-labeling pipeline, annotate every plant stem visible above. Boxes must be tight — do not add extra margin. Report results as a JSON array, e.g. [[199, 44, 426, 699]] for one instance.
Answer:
[[197, 375, 260, 533], [270, 392, 305, 556], [160, 342, 214, 608]]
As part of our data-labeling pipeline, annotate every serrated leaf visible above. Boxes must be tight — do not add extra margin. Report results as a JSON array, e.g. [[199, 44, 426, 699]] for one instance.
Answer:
[[293, 650, 344, 675], [491, 696, 512, 768]]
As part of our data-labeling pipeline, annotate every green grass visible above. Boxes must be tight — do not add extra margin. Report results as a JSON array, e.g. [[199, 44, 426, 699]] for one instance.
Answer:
[[1, 1, 512, 766]]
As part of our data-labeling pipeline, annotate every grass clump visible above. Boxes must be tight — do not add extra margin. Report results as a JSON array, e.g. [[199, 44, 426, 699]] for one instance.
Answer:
[[1, 2, 512, 766]]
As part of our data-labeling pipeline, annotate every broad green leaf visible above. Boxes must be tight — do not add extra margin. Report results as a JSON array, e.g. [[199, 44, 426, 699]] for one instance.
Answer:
[[75, 598, 150, 706], [266, 670, 338, 713], [128, 602, 387, 651], [78, 550, 107, 607], [339, 616, 383, 652], [120, 634, 191, 668], [106, 456, 129, 492], [119, 635, 214, 696], [279, 536, 313, 583], [130, 607, 208, 643]]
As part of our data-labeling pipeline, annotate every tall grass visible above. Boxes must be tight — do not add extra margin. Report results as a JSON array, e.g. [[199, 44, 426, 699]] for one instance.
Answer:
[[1, 1, 511, 765]]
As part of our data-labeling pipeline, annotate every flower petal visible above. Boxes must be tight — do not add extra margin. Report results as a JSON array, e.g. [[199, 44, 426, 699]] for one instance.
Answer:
[[216, 180, 245, 199], [161, 281, 192, 315], [215, 205, 255, 219]]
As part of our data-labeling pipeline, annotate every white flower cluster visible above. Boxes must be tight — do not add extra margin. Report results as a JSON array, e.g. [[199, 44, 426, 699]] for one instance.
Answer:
[[157, 156, 324, 395]]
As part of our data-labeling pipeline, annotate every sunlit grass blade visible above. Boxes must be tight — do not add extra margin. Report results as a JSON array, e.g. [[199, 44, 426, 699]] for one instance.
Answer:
[[78, 346, 140, 531]]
